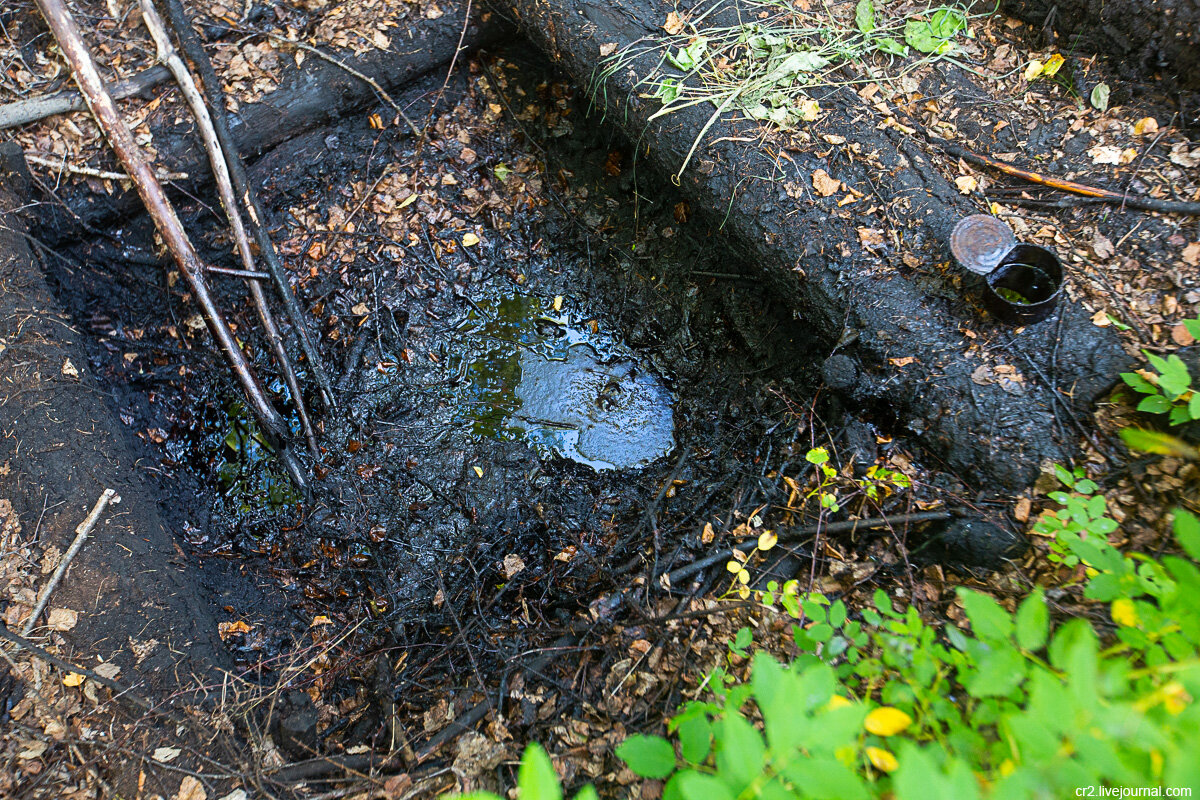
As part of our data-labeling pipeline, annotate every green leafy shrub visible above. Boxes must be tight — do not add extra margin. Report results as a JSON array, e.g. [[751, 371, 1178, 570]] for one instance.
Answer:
[[454, 477, 1200, 799], [613, 504, 1200, 799], [1121, 319, 1200, 425]]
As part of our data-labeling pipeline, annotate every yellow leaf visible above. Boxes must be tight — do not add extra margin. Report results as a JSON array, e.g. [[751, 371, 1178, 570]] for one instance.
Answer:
[[737, 569, 750, 585], [954, 175, 978, 195], [826, 695, 853, 711], [473, 466, 484, 478], [796, 99, 820, 121], [462, 232, 480, 247], [726, 559, 743, 573], [737, 584, 751, 599], [397, 194, 417, 209], [757, 531, 777, 551], [62, 672, 85, 687], [1162, 682, 1190, 715], [1042, 53, 1065, 77], [553, 295, 563, 312], [1024, 60, 1044, 81], [866, 746, 899, 773], [864, 707, 912, 736], [1111, 597, 1139, 628], [1133, 117, 1159, 136], [701, 522, 715, 544]]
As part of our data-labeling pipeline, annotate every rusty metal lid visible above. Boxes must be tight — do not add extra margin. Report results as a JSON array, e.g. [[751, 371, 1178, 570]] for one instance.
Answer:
[[950, 214, 1016, 275]]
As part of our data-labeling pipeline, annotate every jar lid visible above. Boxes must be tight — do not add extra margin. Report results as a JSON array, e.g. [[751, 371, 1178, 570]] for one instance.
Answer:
[[950, 214, 1016, 275]]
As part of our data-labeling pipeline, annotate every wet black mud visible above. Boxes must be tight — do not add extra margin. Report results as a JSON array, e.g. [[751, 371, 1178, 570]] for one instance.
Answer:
[[33, 47, 951, 723]]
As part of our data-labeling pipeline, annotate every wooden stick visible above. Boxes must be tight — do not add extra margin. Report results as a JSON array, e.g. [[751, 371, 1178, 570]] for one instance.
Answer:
[[22, 489, 120, 636], [0, 64, 170, 130], [33, 0, 287, 442], [140, 0, 319, 459], [158, 0, 337, 410], [24, 152, 187, 182], [933, 139, 1200, 216]]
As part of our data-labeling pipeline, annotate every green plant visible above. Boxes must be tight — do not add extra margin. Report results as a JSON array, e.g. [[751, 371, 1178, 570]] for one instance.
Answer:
[[1121, 319, 1200, 425], [594, 0, 979, 180], [459, 742, 598, 800], [614, 503, 1200, 798]]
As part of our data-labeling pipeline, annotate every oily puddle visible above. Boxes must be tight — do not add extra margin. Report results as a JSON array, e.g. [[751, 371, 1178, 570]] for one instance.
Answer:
[[450, 292, 676, 471]]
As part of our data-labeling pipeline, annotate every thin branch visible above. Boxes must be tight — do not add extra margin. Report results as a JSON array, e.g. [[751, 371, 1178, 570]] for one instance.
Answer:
[[33, 0, 288, 444], [23, 489, 120, 636], [140, 0, 319, 459], [25, 152, 188, 181], [266, 33, 422, 139], [158, 0, 337, 411], [0, 64, 170, 130]]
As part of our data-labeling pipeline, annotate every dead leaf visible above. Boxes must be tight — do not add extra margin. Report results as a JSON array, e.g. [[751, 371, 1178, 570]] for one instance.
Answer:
[[462, 232, 480, 247], [93, 661, 120, 680], [61, 359, 79, 378], [174, 775, 207, 800], [701, 522, 715, 544], [857, 227, 884, 248], [1172, 323, 1196, 346], [62, 672, 85, 687], [1088, 145, 1122, 165], [889, 357, 915, 367], [1092, 234, 1115, 259], [502, 554, 525, 579], [1133, 117, 1158, 136], [153, 747, 182, 763], [954, 175, 978, 195], [46, 607, 78, 631], [663, 11, 685, 34], [17, 740, 48, 759], [217, 620, 252, 640], [812, 169, 840, 197], [599, 42, 617, 57], [1014, 497, 1032, 523], [1169, 144, 1200, 168], [1182, 242, 1200, 267]]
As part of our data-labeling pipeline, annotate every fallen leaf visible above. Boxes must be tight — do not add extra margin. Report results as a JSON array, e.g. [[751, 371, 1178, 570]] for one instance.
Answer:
[[954, 175, 977, 194], [216, 792, 249, 800], [18, 740, 48, 759], [1023, 60, 1044, 81], [472, 465, 484, 477], [1092, 234, 1115, 259], [1090, 82, 1110, 111], [701, 522, 715, 544], [1182, 242, 1200, 266], [889, 357, 915, 367], [1169, 144, 1200, 168], [502, 554, 525, 579], [1172, 323, 1196, 346], [62, 672, 85, 687], [1088, 145, 1122, 165], [93, 661, 120, 680], [46, 607, 78, 631], [857, 227, 884, 248], [462, 232, 480, 247], [1041, 53, 1065, 77], [1133, 117, 1158, 136], [174, 775, 207, 800], [599, 42, 617, 57], [812, 169, 840, 197], [61, 359, 79, 378], [153, 747, 182, 763], [217, 620, 252, 640], [662, 11, 685, 34], [1014, 496, 1032, 523], [1119, 147, 1137, 165]]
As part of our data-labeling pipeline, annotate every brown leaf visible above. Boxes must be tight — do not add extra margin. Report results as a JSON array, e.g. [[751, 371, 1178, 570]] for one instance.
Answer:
[[174, 776, 207, 800], [662, 11, 685, 35], [502, 553, 525, 579], [1014, 497, 1032, 523], [1172, 323, 1196, 347], [46, 607, 78, 631], [1182, 242, 1200, 267], [811, 169, 840, 197]]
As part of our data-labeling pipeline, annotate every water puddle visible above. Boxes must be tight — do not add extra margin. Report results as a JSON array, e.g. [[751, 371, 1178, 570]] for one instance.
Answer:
[[453, 293, 675, 470]]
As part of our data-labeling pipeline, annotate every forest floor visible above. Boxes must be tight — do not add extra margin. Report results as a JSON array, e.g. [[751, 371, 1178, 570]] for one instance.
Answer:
[[0, 0, 1197, 798]]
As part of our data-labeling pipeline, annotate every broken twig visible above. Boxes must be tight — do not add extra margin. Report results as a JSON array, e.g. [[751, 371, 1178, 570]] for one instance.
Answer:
[[0, 64, 170, 130], [932, 139, 1200, 216], [24, 152, 187, 182], [22, 489, 120, 636]]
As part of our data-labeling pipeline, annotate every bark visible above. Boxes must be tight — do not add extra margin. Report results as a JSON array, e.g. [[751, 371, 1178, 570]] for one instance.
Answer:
[[500, 0, 1131, 489]]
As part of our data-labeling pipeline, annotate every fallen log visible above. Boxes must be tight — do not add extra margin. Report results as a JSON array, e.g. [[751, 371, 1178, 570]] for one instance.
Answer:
[[502, 0, 1131, 488]]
